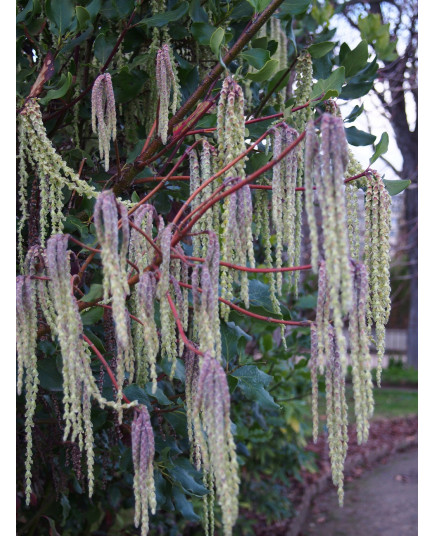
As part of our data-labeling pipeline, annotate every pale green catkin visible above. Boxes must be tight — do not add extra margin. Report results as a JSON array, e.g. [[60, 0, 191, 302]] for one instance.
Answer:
[[304, 120, 320, 272], [364, 172, 391, 386], [17, 99, 97, 268], [156, 43, 180, 144], [346, 183, 361, 260], [217, 77, 254, 317], [292, 50, 313, 296]]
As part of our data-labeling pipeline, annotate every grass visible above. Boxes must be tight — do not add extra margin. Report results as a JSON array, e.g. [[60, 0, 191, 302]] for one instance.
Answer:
[[317, 385, 418, 423]]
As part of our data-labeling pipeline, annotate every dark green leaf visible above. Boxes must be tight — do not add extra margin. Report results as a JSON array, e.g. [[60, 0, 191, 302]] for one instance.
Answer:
[[341, 40, 369, 78], [345, 126, 376, 146], [231, 365, 280, 410], [123, 384, 151, 408], [83, 328, 105, 353], [279, 0, 310, 17], [220, 321, 251, 360], [344, 104, 364, 123], [39, 72, 73, 105], [16, 0, 33, 24], [383, 179, 411, 196], [340, 81, 374, 99], [80, 306, 104, 325], [112, 67, 147, 104], [46, 0, 76, 36], [241, 48, 271, 70], [295, 294, 317, 309], [38, 358, 63, 392], [248, 279, 276, 313], [308, 41, 335, 58], [370, 132, 389, 164], [246, 0, 272, 12], [85, 0, 102, 20], [246, 59, 279, 81], [190, 22, 215, 45], [81, 284, 103, 303], [138, 2, 189, 27], [145, 384, 171, 406], [168, 457, 209, 496], [188, 0, 208, 22], [172, 487, 200, 521], [94, 33, 117, 65], [310, 66, 345, 100], [75, 6, 90, 29]]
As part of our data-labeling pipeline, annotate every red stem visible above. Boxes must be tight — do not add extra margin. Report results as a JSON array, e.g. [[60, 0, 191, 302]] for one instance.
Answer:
[[166, 293, 204, 357]]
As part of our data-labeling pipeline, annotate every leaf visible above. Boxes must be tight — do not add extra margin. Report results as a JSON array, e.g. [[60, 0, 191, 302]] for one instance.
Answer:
[[83, 329, 105, 353], [220, 322, 251, 360], [112, 67, 147, 104], [345, 126, 376, 146], [310, 66, 346, 100], [86, 0, 102, 20], [308, 41, 335, 59], [341, 40, 369, 78], [168, 457, 209, 496], [46, 0, 76, 36], [76, 6, 90, 30], [172, 487, 200, 521], [248, 279, 276, 313], [80, 306, 103, 325], [246, 0, 272, 13], [295, 294, 317, 309], [231, 365, 280, 410], [39, 72, 73, 105], [246, 58, 279, 82], [370, 132, 389, 165], [38, 358, 63, 392], [188, 0, 208, 22], [145, 384, 171, 406], [209, 27, 225, 57], [241, 48, 271, 70], [344, 104, 364, 123], [383, 179, 411, 196], [190, 21, 215, 45], [94, 32, 117, 65], [123, 384, 151, 408], [138, 2, 189, 27], [279, 0, 310, 17], [42, 517, 61, 536], [82, 284, 103, 303], [16, 0, 34, 24]]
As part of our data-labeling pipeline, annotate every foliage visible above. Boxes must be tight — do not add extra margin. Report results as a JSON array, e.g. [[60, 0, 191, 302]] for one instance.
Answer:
[[16, 1, 410, 534]]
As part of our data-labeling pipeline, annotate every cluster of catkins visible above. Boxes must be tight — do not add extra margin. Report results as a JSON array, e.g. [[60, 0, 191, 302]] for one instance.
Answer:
[[91, 73, 117, 171], [305, 114, 392, 504], [17, 98, 97, 269]]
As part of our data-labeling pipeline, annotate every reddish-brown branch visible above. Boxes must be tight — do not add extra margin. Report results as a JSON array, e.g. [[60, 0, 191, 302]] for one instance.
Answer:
[[185, 255, 312, 273], [166, 293, 204, 357], [82, 333, 132, 405]]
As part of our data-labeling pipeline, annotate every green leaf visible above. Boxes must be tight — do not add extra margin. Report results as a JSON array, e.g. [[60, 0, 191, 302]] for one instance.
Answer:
[[38, 358, 63, 392], [138, 2, 189, 27], [112, 67, 147, 104], [16, 0, 33, 24], [248, 279, 276, 313], [310, 66, 346, 100], [81, 284, 103, 303], [231, 365, 280, 410], [246, 59, 279, 82], [76, 6, 90, 30], [85, 0, 101, 21], [83, 329, 105, 353], [370, 132, 389, 165], [46, 0, 76, 36], [308, 41, 335, 59], [172, 487, 200, 521], [188, 0, 208, 22], [209, 27, 225, 57], [341, 40, 369, 78], [345, 126, 376, 146], [145, 384, 171, 406], [295, 294, 317, 310], [220, 322, 251, 360], [279, 0, 310, 17], [383, 179, 411, 196], [344, 104, 364, 123], [123, 384, 151, 408], [168, 457, 209, 496], [246, 0, 272, 13], [241, 48, 271, 70], [80, 306, 103, 325], [191, 22, 215, 45], [39, 72, 73, 105], [94, 32, 117, 65]]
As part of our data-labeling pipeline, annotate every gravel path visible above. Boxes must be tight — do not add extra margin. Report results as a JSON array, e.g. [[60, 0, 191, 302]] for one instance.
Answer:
[[300, 447, 418, 536]]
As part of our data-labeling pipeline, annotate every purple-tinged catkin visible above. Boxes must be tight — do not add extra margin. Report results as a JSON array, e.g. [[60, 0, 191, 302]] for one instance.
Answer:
[[194, 353, 239, 536], [91, 73, 117, 171], [132, 406, 156, 536], [156, 44, 180, 144], [304, 120, 320, 272]]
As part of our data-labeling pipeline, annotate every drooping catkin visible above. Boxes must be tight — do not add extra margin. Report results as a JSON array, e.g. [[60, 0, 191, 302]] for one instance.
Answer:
[[17, 98, 97, 267], [349, 260, 374, 444], [156, 43, 180, 144], [192, 232, 221, 359], [292, 50, 313, 296], [91, 73, 117, 171], [132, 406, 157, 536], [346, 183, 361, 260], [16, 275, 39, 505], [271, 123, 300, 295], [94, 191, 132, 410], [364, 171, 391, 385], [194, 352, 240, 536], [304, 120, 320, 272], [185, 348, 202, 468], [217, 77, 255, 317]]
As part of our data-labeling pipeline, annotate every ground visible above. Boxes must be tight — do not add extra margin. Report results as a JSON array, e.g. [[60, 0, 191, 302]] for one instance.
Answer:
[[300, 447, 418, 536]]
